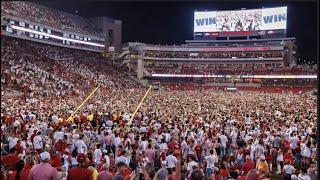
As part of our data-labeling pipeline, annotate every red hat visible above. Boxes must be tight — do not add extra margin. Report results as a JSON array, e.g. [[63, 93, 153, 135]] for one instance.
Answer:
[[64, 149, 70, 156], [77, 153, 87, 163]]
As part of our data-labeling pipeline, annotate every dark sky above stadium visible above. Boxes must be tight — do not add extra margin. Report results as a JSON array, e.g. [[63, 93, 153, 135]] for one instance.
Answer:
[[38, 0, 317, 63]]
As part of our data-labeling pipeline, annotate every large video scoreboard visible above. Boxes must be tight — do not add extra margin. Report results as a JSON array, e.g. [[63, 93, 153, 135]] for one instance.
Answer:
[[194, 7, 287, 38]]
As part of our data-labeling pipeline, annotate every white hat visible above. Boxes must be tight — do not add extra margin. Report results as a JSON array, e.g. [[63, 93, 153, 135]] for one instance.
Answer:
[[260, 155, 265, 161], [161, 161, 166, 166], [40, 151, 51, 161], [115, 158, 129, 166]]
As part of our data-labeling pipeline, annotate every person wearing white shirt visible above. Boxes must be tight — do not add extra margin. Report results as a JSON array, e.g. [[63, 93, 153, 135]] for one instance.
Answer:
[[106, 120, 113, 127], [140, 138, 148, 151], [164, 133, 171, 143], [219, 132, 228, 157], [276, 149, 284, 174], [283, 161, 295, 179], [245, 115, 251, 125], [298, 168, 311, 180], [94, 144, 103, 168], [13, 119, 21, 128], [113, 134, 121, 148], [54, 127, 64, 142], [61, 156, 69, 180], [181, 138, 188, 160], [245, 133, 253, 144], [75, 135, 87, 154], [290, 134, 299, 150], [165, 151, 177, 169], [115, 154, 130, 166], [301, 144, 311, 158], [8, 135, 19, 150], [230, 130, 238, 145], [33, 132, 43, 151], [240, 130, 246, 139], [301, 142, 312, 168], [254, 142, 265, 161], [139, 126, 147, 133], [205, 149, 218, 178], [187, 155, 199, 178], [160, 140, 168, 152]]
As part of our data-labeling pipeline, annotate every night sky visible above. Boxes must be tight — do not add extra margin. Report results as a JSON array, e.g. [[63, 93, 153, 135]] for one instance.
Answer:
[[37, 1, 317, 64]]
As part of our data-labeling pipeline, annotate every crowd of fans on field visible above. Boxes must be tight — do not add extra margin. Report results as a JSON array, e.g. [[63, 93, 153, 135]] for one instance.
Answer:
[[1, 36, 318, 180]]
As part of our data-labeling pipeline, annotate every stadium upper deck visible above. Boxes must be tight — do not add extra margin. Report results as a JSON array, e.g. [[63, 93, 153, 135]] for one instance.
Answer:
[[1, 1, 103, 37], [1, 1, 123, 52]]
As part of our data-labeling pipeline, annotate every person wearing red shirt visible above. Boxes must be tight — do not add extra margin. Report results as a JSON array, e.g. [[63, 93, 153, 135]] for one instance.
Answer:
[[19, 155, 34, 179], [119, 119, 125, 129], [60, 118, 69, 127], [67, 153, 93, 180], [146, 128, 152, 138], [242, 155, 255, 175], [8, 155, 31, 178], [50, 152, 62, 170], [55, 139, 67, 154], [1, 149, 20, 171], [5, 115, 14, 126], [73, 116, 81, 128], [282, 139, 290, 151], [80, 114, 88, 124], [9, 160, 25, 180], [168, 138, 179, 152], [283, 150, 295, 165], [14, 140, 24, 154], [194, 141, 203, 162], [94, 111, 101, 125], [30, 130, 37, 143]]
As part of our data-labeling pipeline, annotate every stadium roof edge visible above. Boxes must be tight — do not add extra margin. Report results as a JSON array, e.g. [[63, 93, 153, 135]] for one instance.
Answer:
[[185, 37, 295, 43]]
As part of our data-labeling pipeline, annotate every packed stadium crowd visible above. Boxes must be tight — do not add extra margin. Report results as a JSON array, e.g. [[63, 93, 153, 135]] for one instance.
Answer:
[[1, 1, 103, 36], [149, 80, 315, 93], [1, 35, 318, 180], [144, 61, 316, 76], [144, 51, 283, 59]]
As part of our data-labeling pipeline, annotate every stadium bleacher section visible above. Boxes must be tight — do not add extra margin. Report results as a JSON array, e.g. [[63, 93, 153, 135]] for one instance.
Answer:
[[1, 1, 103, 36]]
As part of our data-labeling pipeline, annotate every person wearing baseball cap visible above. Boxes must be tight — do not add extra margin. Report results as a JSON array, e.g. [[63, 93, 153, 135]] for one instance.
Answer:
[[67, 153, 93, 180], [28, 151, 58, 180]]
